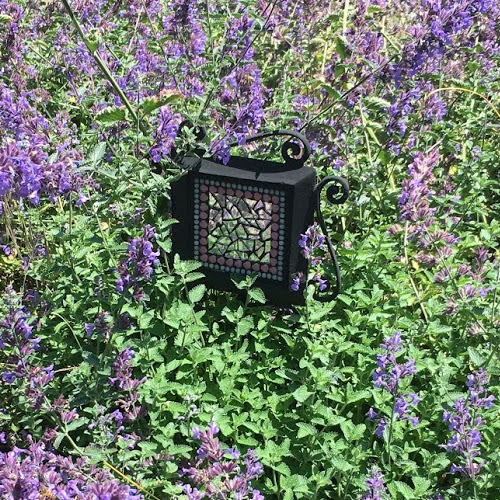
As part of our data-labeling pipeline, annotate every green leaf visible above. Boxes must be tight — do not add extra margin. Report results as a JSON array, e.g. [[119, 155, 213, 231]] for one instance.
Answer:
[[331, 456, 353, 472], [174, 257, 202, 276], [156, 276, 175, 295], [281, 474, 310, 493], [231, 274, 258, 290], [168, 444, 193, 456], [184, 272, 206, 283], [237, 317, 254, 336], [140, 92, 182, 115], [273, 462, 291, 476], [94, 165, 117, 179], [189, 284, 206, 303], [165, 402, 188, 413], [89, 142, 107, 164], [84, 34, 101, 52], [321, 84, 340, 99], [53, 432, 64, 449], [65, 418, 87, 432], [340, 421, 366, 441], [95, 106, 127, 124], [292, 386, 314, 403], [468, 346, 485, 367], [412, 477, 431, 495], [248, 288, 266, 304], [297, 423, 317, 439], [334, 36, 348, 59], [394, 481, 415, 498]]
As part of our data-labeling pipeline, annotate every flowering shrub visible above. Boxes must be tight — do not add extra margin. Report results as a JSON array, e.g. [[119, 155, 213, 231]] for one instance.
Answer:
[[0, 438, 143, 499], [179, 422, 264, 499], [367, 332, 419, 440], [441, 370, 495, 479], [1, 0, 500, 499]]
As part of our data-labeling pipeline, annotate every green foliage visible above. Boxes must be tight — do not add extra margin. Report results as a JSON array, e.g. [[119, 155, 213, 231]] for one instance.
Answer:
[[2, 1, 500, 499]]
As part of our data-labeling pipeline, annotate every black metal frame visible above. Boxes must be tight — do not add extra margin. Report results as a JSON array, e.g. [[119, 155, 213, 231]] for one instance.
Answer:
[[170, 125, 349, 304]]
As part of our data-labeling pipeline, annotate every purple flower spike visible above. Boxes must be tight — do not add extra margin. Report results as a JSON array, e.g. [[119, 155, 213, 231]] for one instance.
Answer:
[[116, 225, 160, 301], [298, 223, 326, 261], [0, 437, 143, 498], [441, 369, 494, 479], [361, 466, 387, 500], [0, 288, 53, 408], [109, 348, 146, 422], [368, 332, 419, 437], [290, 271, 304, 292], [179, 424, 264, 499]]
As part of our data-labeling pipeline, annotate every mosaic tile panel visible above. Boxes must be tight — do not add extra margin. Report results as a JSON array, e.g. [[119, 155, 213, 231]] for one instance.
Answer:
[[193, 178, 285, 281]]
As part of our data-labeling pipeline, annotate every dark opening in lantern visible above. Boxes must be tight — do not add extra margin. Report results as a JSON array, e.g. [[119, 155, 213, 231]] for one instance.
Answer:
[[171, 130, 348, 305]]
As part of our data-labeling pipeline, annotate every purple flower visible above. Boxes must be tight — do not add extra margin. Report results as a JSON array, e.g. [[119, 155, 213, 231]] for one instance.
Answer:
[[294, 224, 330, 294], [290, 272, 303, 292], [60, 408, 79, 424], [298, 223, 326, 261], [313, 273, 328, 292], [163, 0, 206, 57], [180, 423, 264, 499], [0, 83, 91, 206], [361, 466, 387, 500], [368, 332, 419, 437], [399, 149, 439, 223], [116, 225, 160, 301], [109, 348, 146, 422], [373, 333, 416, 395], [0, 245, 10, 256], [0, 438, 143, 499], [458, 284, 477, 300], [84, 311, 113, 339], [441, 369, 494, 479], [0, 288, 52, 407], [1, 372, 16, 384]]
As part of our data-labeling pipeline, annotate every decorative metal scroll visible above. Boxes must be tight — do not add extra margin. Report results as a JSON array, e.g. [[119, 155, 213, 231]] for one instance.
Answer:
[[227, 129, 311, 168], [313, 175, 350, 302], [177, 124, 311, 168]]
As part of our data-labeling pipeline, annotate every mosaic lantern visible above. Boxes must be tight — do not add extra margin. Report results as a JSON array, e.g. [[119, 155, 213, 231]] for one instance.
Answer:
[[171, 128, 349, 305]]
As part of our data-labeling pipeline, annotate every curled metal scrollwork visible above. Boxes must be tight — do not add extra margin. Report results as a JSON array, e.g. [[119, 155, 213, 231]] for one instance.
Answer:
[[227, 129, 311, 168], [312, 175, 350, 302]]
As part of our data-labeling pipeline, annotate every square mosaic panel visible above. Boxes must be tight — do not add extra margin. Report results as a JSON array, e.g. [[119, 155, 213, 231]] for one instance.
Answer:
[[193, 178, 286, 281]]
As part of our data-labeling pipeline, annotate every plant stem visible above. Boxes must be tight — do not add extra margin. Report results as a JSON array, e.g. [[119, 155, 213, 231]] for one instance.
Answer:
[[403, 221, 429, 323], [386, 389, 398, 468], [182, 277, 205, 346], [60, 0, 146, 133], [343, 0, 350, 32]]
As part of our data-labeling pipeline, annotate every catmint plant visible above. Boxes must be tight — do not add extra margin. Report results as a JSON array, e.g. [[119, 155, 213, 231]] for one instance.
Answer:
[[116, 225, 160, 302], [441, 369, 495, 480], [360, 467, 387, 500], [179, 422, 264, 499], [291, 222, 329, 293], [367, 333, 419, 448], [0, 437, 143, 499], [0, 287, 53, 409]]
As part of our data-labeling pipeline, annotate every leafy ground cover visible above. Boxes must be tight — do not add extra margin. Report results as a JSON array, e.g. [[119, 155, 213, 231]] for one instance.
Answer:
[[1, 1, 500, 499]]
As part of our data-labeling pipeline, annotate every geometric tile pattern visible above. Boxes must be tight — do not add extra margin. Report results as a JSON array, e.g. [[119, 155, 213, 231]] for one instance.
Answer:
[[193, 177, 285, 281]]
